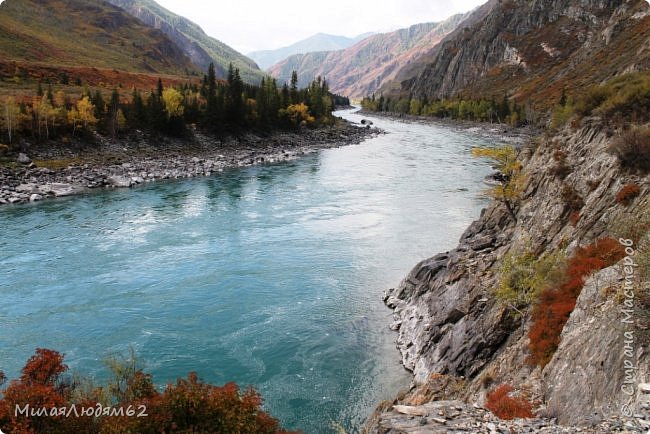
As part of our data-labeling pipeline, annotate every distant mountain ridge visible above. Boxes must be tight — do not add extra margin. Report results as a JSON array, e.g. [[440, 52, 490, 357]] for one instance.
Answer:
[[267, 15, 466, 98], [105, 0, 265, 83], [248, 32, 373, 70]]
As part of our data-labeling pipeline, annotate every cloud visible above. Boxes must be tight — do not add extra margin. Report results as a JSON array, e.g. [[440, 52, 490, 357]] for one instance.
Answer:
[[154, 0, 486, 53]]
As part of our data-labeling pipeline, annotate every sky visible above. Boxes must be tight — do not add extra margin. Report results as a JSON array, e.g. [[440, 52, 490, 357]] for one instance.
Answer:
[[154, 0, 487, 54]]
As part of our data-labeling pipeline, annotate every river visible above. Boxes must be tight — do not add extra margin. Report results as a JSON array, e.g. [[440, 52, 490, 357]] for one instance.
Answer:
[[0, 108, 500, 433]]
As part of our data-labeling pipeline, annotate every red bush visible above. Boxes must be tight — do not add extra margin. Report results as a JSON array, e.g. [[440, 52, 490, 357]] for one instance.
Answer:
[[485, 384, 534, 419], [0, 349, 69, 433], [528, 237, 625, 366], [616, 183, 641, 205], [569, 211, 581, 226], [0, 349, 298, 434]]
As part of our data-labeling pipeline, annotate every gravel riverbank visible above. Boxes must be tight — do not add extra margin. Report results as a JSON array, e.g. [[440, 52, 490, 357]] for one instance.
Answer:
[[357, 110, 539, 145], [0, 121, 379, 205]]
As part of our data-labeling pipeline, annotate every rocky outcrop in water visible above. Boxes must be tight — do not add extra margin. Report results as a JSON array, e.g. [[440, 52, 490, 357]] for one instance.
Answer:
[[365, 118, 649, 432]]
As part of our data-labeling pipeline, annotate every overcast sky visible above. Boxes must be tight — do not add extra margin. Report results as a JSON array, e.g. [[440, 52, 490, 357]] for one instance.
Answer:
[[154, 0, 487, 54]]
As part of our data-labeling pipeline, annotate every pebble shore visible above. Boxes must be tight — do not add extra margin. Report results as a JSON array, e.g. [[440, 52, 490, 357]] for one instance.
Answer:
[[368, 399, 650, 433], [0, 121, 378, 205]]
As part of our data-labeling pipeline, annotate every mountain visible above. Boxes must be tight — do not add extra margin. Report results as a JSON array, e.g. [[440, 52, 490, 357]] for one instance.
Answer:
[[267, 16, 465, 99], [0, 0, 196, 76], [248, 32, 373, 70], [105, 0, 265, 83], [392, 0, 650, 111]]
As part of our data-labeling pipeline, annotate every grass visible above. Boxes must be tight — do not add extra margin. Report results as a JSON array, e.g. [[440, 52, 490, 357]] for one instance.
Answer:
[[32, 158, 86, 170], [0, 0, 198, 76]]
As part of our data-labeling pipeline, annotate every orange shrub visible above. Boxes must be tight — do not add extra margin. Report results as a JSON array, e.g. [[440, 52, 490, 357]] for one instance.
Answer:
[[569, 211, 581, 226], [0, 349, 70, 433], [528, 237, 625, 366], [0, 349, 298, 434], [485, 384, 534, 419], [616, 183, 641, 205]]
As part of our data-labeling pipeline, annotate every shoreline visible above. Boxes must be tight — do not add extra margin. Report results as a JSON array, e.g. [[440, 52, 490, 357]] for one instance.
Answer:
[[356, 109, 540, 145], [0, 121, 379, 206]]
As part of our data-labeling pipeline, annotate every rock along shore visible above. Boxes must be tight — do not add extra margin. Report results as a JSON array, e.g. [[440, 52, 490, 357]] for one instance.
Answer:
[[0, 120, 378, 205], [357, 109, 539, 146], [363, 116, 649, 433]]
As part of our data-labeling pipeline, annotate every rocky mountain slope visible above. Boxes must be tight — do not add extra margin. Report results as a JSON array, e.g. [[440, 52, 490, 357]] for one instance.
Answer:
[[248, 32, 372, 70], [268, 15, 465, 98], [359, 4, 650, 430], [389, 0, 650, 112], [105, 0, 265, 82], [364, 117, 649, 431], [0, 0, 196, 75]]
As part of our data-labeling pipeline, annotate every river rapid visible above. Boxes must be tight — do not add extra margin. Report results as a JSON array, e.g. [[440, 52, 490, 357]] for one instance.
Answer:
[[0, 108, 503, 432]]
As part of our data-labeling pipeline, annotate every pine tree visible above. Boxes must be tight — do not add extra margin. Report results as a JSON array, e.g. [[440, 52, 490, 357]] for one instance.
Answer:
[[226, 64, 245, 126], [205, 63, 220, 128], [92, 90, 105, 119], [109, 89, 120, 139], [146, 88, 165, 133], [290, 71, 299, 104], [130, 88, 146, 128], [281, 83, 289, 109]]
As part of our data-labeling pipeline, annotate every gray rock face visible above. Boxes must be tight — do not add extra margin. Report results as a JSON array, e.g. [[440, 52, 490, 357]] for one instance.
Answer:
[[397, 0, 650, 103], [544, 267, 649, 425], [17, 153, 31, 164], [369, 118, 649, 431], [385, 207, 517, 384]]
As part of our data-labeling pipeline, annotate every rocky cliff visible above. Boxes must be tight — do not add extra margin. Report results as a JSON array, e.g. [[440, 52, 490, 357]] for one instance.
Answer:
[[365, 118, 649, 432], [267, 16, 465, 98], [391, 0, 650, 111]]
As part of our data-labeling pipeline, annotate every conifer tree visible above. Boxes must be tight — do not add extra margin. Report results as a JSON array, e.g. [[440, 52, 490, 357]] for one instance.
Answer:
[[290, 71, 299, 104], [226, 64, 245, 125], [109, 89, 120, 139]]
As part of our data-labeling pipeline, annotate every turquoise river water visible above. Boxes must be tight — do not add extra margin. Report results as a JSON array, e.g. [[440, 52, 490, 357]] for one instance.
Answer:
[[0, 108, 500, 433]]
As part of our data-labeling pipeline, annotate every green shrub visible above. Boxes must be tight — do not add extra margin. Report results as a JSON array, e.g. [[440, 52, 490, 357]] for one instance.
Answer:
[[550, 102, 574, 128], [497, 246, 566, 309], [574, 72, 650, 123]]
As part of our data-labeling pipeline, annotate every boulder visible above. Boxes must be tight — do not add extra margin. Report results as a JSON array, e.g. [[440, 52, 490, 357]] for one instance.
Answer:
[[107, 175, 132, 188], [43, 183, 76, 197], [15, 183, 39, 194], [17, 153, 31, 164]]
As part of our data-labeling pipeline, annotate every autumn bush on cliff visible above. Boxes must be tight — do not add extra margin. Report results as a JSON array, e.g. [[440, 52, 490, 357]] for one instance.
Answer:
[[609, 127, 650, 174], [485, 384, 534, 420], [616, 183, 641, 205], [528, 237, 626, 367], [0, 348, 297, 434]]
